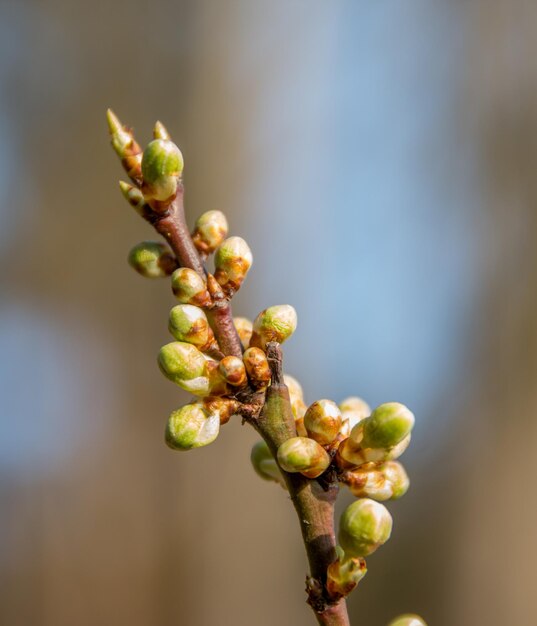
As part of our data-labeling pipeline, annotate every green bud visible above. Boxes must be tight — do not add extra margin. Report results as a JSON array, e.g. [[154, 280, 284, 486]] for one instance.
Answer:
[[214, 236, 253, 296], [250, 440, 285, 486], [326, 547, 367, 600], [192, 210, 229, 255], [171, 267, 212, 307], [233, 317, 253, 350], [165, 401, 220, 451], [277, 436, 331, 479], [388, 615, 427, 626], [168, 304, 216, 351], [119, 180, 149, 218], [250, 305, 298, 350], [158, 341, 210, 394], [304, 399, 342, 446], [141, 139, 184, 208], [218, 356, 247, 387], [339, 498, 392, 558], [128, 241, 177, 278], [243, 347, 271, 388], [106, 109, 143, 182], [341, 461, 409, 501], [153, 120, 171, 141], [337, 432, 411, 468], [361, 402, 414, 450]]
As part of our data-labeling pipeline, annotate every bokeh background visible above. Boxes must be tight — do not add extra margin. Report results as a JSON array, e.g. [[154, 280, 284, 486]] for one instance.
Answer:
[[1, 1, 536, 624]]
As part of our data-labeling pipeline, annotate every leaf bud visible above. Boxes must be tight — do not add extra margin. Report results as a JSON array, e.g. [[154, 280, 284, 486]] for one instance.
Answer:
[[233, 317, 253, 350], [277, 437, 331, 479], [250, 305, 298, 350], [214, 236, 253, 296], [170, 267, 212, 307], [165, 401, 220, 451], [338, 498, 392, 558], [326, 547, 367, 600], [361, 402, 414, 450], [341, 461, 409, 501], [218, 355, 247, 387], [106, 109, 143, 183], [388, 615, 427, 626], [168, 304, 217, 353], [192, 210, 229, 255], [128, 241, 177, 278], [153, 120, 171, 141], [158, 341, 212, 395], [119, 180, 151, 218], [141, 139, 184, 210], [250, 440, 285, 487], [243, 347, 271, 388], [304, 399, 342, 446]]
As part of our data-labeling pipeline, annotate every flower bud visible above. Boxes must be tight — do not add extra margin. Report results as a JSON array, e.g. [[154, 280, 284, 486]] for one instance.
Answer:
[[295, 417, 308, 438], [106, 109, 143, 183], [339, 396, 371, 436], [233, 317, 253, 350], [170, 267, 212, 307], [158, 341, 212, 395], [128, 241, 177, 278], [214, 236, 253, 296], [250, 305, 298, 350], [337, 433, 411, 468], [304, 399, 342, 446], [165, 401, 220, 451], [141, 139, 184, 210], [284, 374, 307, 417], [168, 304, 217, 352], [338, 498, 392, 558], [218, 356, 247, 387], [326, 547, 367, 600], [250, 440, 285, 486], [341, 461, 409, 501], [192, 210, 229, 255], [153, 120, 171, 141], [361, 402, 414, 450], [277, 437, 331, 479], [388, 615, 427, 626], [243, 347, 271, 388]]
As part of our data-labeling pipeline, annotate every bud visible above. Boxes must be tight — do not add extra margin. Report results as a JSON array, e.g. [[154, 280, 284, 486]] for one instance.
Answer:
[[341, 461, 409, 501], [158, 341, 212, 395], [171, 267, 212, 307], [119, 181, 151, 218], [168, 304, 217, 352], [192, 210, 229, 255], [339, 396, 371, 436], [284, 374, 307, 418], [304, 399, 342, 446], [388, 615, 427, 626], [128, 241, 177, 278], [326, 547, 367, 600], [141, 139, 184, 209], [250, 440, 285, 486], [106, 109, 143, 182], [277, 437, 331, 479], [250, 305, 297, 350], [295, 417, 308, 438], [153, 120, 171, 141], [338, 498, 392, 558], [233, 317, 253, 350], [218, 356, 247, 387], [243, 347, 271, 388], [201, 396, 239, 425], [165, 401, 220, 451], [214, 236, 253, 296], [360, 402, 414, 450], [337, 432, 411, 468]]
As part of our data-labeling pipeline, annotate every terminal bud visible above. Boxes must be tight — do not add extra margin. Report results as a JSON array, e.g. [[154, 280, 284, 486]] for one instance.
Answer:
[[141, 139, 184, 210], [106, 109, 143, 183]]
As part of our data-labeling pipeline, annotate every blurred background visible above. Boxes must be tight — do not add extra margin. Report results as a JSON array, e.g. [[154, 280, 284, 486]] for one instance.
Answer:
[[1, 1, 536, 624]]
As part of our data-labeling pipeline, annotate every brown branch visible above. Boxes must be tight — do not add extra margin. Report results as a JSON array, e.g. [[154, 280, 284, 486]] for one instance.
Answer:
[[253, 343, 350, 626]]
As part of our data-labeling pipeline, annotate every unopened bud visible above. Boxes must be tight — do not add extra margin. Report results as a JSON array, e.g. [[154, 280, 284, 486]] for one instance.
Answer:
[[337, 432, 411, 468], [171, 267, 212, 307], [165, 401, 220, 451], [304, 399, 342, 446], [158, 341, 212, 395], [218, 356, 247, 387], [361, 402, 414, 450], [250, 440, 285, 486], [119, 180, 151, 218], [243, 347, 271, 388], [388, 615, 427, 626], [341, 461, 409, 501], [153, 120, 171, 141], [250, 305, 297, 350], [201, 396, 239, 425], [192, 210, 229, 255], [168, 305, 217, 352], [284, 374, 307, 417], [233, 317, 253, 350], [339, 396, 371, 436], [128, 241, 177, 278], [214, 236, 253, 296], [338, 498, 392, 558], [106, 109, 143, 182], [327, 547, 367, 600], [277, 437, 331, 479], [141, 139, 184, 210]]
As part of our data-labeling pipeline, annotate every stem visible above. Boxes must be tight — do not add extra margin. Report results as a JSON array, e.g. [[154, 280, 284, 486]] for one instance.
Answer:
[[254, 343, 350, 626]]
